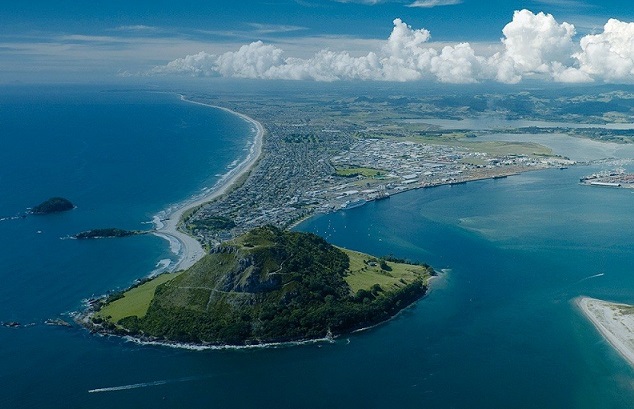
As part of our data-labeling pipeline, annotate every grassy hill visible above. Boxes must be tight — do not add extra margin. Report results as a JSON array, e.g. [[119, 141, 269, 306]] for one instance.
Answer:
[[91, 226, 433, 346]]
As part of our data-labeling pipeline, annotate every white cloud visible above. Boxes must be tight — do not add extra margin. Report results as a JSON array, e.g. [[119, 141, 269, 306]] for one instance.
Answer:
[[430, 43, 487, 83], [533, 0, 589, 7], [247, 23, 308, 34], [152, 18, 468, 82], [112, 25, 157, 32], [490, 9, 577, 83], [332, 0, 384, 4], [574, 19, 634, 82], [148, 10, 634, 84], [407, 0, 462, 8]]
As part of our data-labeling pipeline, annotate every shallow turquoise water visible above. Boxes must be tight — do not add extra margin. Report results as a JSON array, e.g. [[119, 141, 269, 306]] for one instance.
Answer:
[[299, 167, 634, 408], [1, 87, 634, 408]]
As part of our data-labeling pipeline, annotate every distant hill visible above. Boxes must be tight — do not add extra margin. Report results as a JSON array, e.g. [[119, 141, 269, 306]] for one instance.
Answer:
[[90, 226, 433, 346], [31, 197, 74, 214]]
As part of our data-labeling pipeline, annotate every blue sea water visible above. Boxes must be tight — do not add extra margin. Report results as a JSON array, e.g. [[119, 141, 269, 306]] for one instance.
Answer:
[[2, 86, 634, 408]]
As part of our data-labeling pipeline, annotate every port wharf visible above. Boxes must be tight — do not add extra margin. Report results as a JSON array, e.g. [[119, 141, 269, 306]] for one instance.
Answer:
[[580, 169, 634, 188]]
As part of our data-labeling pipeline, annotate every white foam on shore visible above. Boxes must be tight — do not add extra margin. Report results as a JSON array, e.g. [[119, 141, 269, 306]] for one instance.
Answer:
[[155, 258, 171, 269], [122, 334, 335, 351], [153, 232, 182, 255], [151, 215, 164, 230], [147, 258, 173, 277], [146, 95, 264, 273]]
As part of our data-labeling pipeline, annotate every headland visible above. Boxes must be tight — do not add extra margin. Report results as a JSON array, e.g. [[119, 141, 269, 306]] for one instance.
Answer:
[[82, 226, 434, 347]]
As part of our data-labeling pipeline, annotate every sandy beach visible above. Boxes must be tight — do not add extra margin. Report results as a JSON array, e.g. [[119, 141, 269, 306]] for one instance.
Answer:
[[152, 97, 264, 272], [576, 296, 634, 367]]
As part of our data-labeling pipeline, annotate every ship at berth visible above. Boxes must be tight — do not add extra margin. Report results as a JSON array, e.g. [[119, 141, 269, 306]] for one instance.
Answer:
[[340, 198, 367, 210]]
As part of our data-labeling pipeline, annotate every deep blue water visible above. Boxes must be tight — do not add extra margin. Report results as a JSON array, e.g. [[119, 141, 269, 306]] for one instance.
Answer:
[[2, 87, 634, 408]]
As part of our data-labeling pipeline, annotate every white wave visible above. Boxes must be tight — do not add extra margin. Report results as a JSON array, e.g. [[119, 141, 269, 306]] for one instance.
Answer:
[[153, 259, 173, 274], [154, 233, 181, 255], [151, 215, 164, 230], [148, 259, 173, 277], [155, 258, 171, 269], [0, 216, 21, 222], [122, 334, 335, 351]]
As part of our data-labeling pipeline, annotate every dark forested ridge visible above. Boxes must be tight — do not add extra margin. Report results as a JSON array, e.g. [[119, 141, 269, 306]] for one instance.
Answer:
[[31, 197, 74, 214], [74, 228, 144, 239]]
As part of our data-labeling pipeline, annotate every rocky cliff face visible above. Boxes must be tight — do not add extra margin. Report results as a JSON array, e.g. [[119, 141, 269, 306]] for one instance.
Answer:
[[221, 253, 283, 294]]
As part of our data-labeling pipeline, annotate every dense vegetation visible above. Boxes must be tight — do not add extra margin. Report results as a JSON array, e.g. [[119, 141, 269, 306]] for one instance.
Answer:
[[75, 228, 142, 239], [188, 216, 236, 231], [31, 197, 74, 214], [94, 226, 430, 345], [334, 166, 384, 178]]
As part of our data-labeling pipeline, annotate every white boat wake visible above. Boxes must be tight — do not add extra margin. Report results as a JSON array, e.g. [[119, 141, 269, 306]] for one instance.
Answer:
[[88, 376, 202, 393], [576, 272, 605, 284]]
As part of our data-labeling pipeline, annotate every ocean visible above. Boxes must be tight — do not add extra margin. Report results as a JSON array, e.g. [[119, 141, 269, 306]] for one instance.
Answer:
[[2, 86, 634, 408]]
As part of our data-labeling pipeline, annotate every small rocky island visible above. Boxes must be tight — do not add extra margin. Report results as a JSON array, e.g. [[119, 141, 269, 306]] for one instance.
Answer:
[[82, 226, 434, 346], [74, 228, 146, 240], [31, 197, 74, 214]]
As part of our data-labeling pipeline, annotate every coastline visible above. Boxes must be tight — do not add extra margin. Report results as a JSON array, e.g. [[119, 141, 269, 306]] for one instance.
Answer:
[[79, 94, 555, 351], [576, 296, 634, 367], [81, 278, 427, 351], [152, 96, 264, 272], [120, 333, 335, 351]]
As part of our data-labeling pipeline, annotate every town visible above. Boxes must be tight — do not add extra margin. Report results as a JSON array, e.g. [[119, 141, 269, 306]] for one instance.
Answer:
[[182, 91, 575, 248]]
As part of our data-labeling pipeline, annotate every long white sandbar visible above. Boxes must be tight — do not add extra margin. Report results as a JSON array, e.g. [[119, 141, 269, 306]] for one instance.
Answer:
[[577, 296, 634, 367]]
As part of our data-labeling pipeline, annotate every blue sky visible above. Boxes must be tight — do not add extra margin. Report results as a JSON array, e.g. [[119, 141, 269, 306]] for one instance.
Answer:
[[2, 0, 634, 83]]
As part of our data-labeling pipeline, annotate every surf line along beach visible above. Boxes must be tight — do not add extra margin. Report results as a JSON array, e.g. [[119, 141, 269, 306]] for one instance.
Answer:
[[152, 96, 264, 272], [576, 296, 634, 367]]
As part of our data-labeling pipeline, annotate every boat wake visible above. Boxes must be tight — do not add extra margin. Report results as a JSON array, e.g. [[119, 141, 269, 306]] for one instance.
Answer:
[[88, 376, 203, 393], [576, 272, 605, 284]]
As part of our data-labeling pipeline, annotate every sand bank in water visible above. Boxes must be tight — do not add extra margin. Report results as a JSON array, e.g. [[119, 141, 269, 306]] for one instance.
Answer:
[[577, 296, 634, 367]]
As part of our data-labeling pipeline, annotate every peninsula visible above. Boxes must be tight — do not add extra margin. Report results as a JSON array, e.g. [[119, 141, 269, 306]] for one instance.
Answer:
[[79, 91, 601, 348], [77, 99, 436, 346], [577, 296, 634, 367], [83, 226, 433, 346]]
